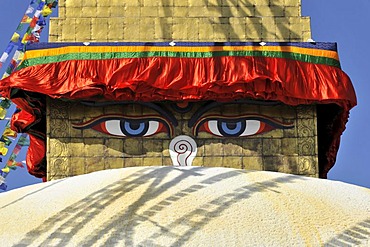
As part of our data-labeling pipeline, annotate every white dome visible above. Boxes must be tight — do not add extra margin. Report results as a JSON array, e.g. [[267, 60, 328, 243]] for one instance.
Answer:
[[0, 166, 369, 246]]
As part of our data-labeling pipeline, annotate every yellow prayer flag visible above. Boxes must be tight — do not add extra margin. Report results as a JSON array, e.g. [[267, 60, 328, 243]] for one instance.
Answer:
[[41, 6, 52, 17], [2, 73, 10, 79], [0, 107, 6, 120], [0, 143, 8, 156], [11, 32, 20, 43], [1, 167, 10, 173], [3, 127, 17, 138], [21, 33, 29, 44]]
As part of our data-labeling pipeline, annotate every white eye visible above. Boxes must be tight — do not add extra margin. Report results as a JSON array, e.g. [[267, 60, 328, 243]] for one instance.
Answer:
[[145, 121, 160, 136], [104, 120, 160, 137], [206, 119, 262, 137], [105, 120, 125, 136], [207, 120, 222, 136], [241, 120, 261, 136]]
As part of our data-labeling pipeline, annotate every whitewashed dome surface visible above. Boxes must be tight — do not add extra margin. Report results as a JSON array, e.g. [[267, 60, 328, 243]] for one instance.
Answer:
[[0, 166, 369, 246]]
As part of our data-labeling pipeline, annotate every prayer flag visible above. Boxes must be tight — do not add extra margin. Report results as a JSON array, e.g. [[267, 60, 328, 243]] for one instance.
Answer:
[[0, 171, 7, 191], [18, 134, 30, 146], [11, 33, 20, 43], [13, 144, 22, 155], [16, 23, 25, 31], [3, 127, 17, 138], [26, 6, 35, 15], [21, 15, 32, 24], [0, 136, 12, 146], [41, 6, 52, 17], [0, 107, 7, 120], [0, 52, 9, 63], [0, 143, 9, 156], [0, 99, 12, 109], [1, 167, 10, 173]]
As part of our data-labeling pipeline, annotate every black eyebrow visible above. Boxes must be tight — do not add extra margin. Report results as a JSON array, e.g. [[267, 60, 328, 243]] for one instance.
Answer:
[[188, 100, 281, 128], [80, 101, 178, 126]]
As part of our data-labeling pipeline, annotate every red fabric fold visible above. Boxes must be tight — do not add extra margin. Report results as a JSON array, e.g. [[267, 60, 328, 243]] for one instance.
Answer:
[[0, 57, 357, 107], [26, 133, 45, 178], [10, 98, 37, 133]]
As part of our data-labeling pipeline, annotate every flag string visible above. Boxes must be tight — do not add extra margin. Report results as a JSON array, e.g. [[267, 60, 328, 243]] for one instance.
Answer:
[[0, 0, 58, 190]]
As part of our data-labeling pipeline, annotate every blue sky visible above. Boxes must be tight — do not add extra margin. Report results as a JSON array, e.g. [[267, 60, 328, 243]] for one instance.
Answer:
[[0, 0, 368, 190]]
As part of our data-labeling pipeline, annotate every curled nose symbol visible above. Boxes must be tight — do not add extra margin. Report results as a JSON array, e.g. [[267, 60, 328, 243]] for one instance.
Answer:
[[169, 135, 197, 167]]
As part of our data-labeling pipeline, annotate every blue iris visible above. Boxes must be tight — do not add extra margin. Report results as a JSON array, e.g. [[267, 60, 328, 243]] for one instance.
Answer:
[[218, 121, 245, 136], [121, 120, 148, 136]]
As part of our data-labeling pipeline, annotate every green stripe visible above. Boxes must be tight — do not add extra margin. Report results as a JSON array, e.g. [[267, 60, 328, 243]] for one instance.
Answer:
[[18, 50, 341, 70]]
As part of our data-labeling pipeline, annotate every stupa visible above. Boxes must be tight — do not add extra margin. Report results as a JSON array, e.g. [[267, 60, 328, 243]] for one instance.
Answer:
[[0, 1, 368, 246], [0, 0, 357, 182]]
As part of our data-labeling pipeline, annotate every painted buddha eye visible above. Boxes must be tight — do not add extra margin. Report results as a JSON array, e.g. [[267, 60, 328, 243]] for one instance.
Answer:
[[206, 119, 266, 137], [72, 115, 173, 137], [193, 115, 294, 137], [97, 119, 161, 137]]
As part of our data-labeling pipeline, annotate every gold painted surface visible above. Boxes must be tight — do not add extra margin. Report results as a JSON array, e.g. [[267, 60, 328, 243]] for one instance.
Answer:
[[50, 0, 311, 42], [47, 100, 318, 179]]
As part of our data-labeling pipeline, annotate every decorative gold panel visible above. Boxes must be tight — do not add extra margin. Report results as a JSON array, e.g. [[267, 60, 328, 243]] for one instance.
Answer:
[[47, 100, 318, 179]]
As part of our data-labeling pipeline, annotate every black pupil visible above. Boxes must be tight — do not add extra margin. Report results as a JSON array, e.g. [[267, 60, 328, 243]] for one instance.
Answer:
[[226, 122, 237, 130], [129, 122, 141, 130]]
